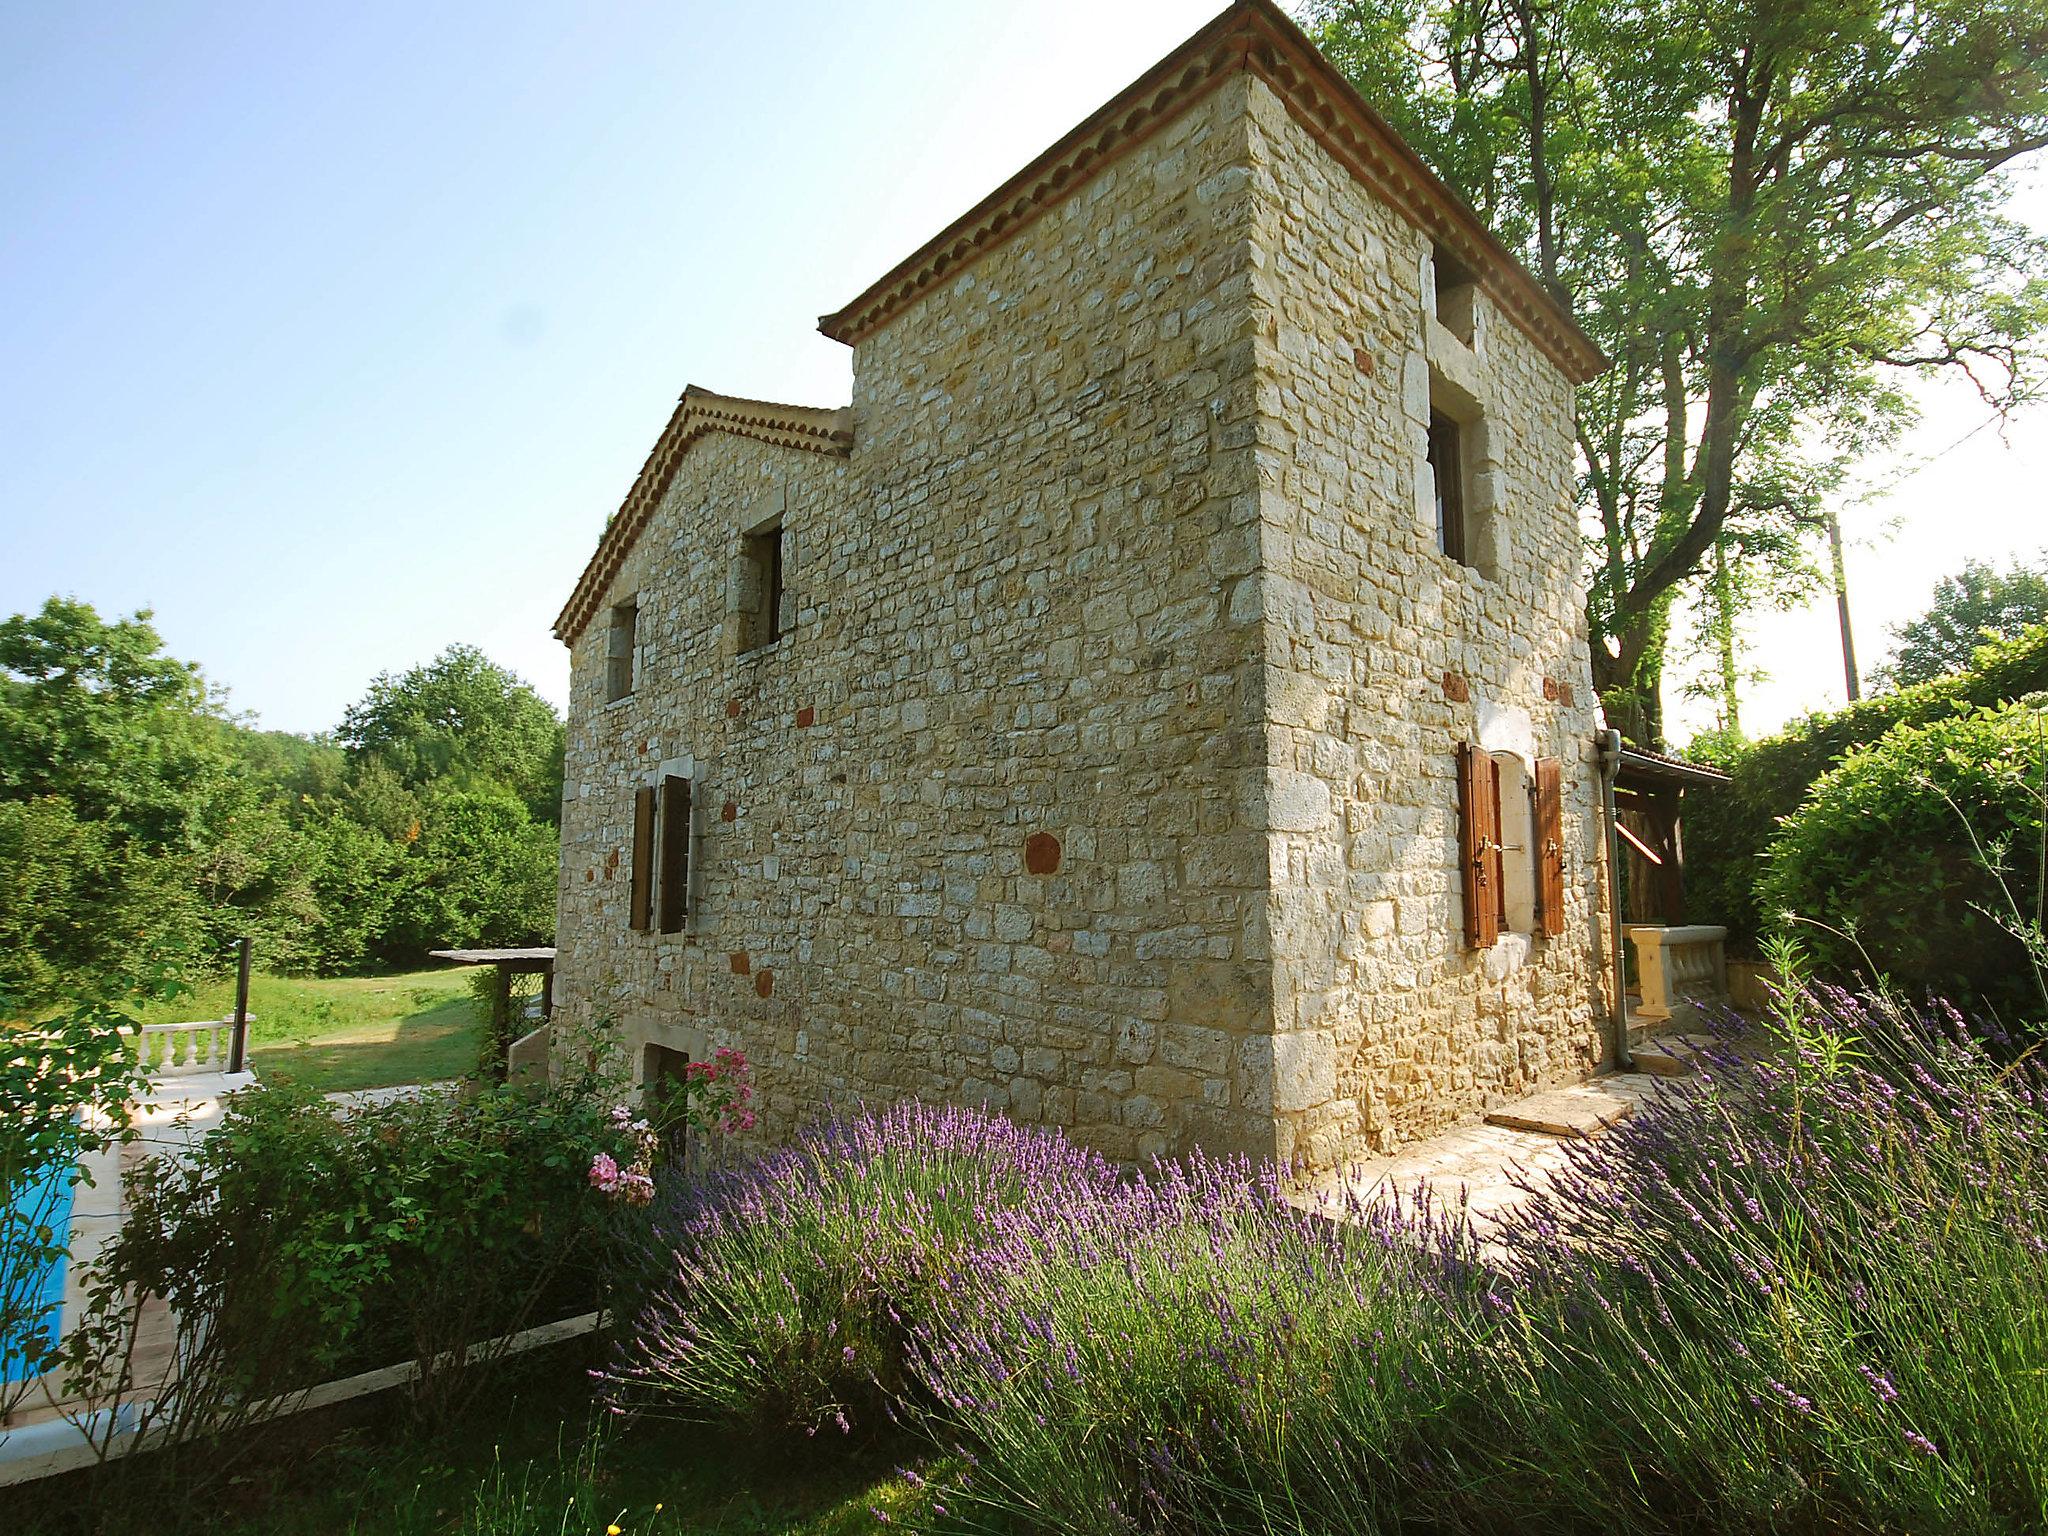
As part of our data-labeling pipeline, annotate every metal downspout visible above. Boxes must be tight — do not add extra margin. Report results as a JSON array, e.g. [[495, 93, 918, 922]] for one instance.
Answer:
[[1598, 729, 1633, 1071]]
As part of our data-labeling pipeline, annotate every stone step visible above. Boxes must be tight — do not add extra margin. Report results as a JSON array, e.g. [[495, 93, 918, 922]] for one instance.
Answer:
[[1625, 1030, 1718, 1077], [1485, 1085, 1635, 1139]]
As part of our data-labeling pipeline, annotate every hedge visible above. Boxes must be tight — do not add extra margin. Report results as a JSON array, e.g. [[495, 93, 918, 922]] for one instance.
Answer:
[[1685, 623, 2048, 955]]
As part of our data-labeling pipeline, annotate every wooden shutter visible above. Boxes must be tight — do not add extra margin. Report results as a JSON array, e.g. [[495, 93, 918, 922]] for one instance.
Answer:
[[1534, 756, 1566, 937], [629, 786, 655, 932], [1457, 743, 1501, 949], [658, 774, 692, 932]]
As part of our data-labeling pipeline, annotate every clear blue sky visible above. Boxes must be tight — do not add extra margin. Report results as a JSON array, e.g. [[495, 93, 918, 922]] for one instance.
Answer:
[[3, 0, 2043, 744]]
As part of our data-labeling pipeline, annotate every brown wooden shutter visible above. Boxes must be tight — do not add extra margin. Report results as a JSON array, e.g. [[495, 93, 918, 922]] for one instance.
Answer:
[[1534, 756, 1566, 937], [629, 786, 655, 932], [1457, 743, 1501, 949], [658, 774, 692, 932]]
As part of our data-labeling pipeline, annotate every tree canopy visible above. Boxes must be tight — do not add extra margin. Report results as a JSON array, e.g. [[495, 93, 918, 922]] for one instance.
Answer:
[[1874, 552, 2048, 689], [0, 599, 563, 1007], [1306, 0, 2048, 743], [341, 644, 564, 823]]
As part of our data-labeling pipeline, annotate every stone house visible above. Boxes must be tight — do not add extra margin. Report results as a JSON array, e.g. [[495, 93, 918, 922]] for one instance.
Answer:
[[549, 0, 1611, 1173]]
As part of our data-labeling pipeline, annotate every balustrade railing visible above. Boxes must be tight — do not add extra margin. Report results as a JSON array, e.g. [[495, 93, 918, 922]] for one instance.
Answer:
[[136, 1019, 249, 1078], [1625, 924, 1731, 1031]]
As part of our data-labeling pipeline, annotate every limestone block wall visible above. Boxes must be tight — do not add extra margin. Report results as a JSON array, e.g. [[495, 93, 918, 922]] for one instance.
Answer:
[[555, 76, 1285, 1163], [1239, 77, 1608, 1167]]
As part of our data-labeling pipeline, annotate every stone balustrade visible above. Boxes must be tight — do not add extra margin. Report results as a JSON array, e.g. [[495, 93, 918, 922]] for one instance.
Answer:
[[136, 1019, 247, 1078], [1625, 924, 1731, 1030]]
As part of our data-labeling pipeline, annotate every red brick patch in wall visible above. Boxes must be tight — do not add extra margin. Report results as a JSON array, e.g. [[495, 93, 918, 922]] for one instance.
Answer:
[[1543, 676, 1576, 706], [796, 707, 815, 728], [754, 969, 773, 998], [1025, 832, 1063, 875], [729, 951, 750, 975], [1352, 345, 1375, 376], [1441, 672, 1470, 703], [726, 699, 742, 718], [721, 801, 737, 822]]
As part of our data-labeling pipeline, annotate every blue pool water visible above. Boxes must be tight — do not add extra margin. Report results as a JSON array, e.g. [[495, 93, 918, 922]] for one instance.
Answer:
[[2, 1157, 75, 1383]]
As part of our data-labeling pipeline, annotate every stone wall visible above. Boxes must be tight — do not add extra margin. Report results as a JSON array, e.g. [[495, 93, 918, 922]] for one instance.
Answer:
[[555, 66, 1610, 1176], [556, 76, 1287, 1164], [1239, 76, 1608, 1167]]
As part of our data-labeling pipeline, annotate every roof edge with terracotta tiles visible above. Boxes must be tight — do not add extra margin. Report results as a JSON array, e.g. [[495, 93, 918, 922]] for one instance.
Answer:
[[816, 0, 1605, 385], [554, 388, 852, 645]]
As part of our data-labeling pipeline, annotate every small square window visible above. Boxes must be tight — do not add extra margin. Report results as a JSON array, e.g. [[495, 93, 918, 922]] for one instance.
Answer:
[[739, 523, 785, 653], [1428, 413, 1467, 566], [605, 599, 638, 702], [1432, 244, 1478, 345]]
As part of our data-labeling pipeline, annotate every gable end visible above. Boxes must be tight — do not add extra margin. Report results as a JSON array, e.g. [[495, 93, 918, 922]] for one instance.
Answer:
[[554, 388, 852, 645]]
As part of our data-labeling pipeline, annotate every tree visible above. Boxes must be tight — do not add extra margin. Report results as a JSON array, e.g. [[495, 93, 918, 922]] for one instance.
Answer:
[[0, 798, 206, 1008], [1306, 0, 2048, 743], [340, 646, 565, 822], [377, 790, 558, 960], [1873, 552, 2048, 689], [0, 598, 229, 849]]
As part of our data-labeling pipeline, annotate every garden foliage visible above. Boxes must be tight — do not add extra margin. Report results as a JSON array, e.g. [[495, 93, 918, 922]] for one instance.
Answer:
[[603, 1102, 1123, 1438], [1686, 621, 2048, 954], [66, 1052, 638, 1436], [0, 992, 149, 1415], [1759, 701, 2047, 1020], [607, 986, 2048, 1533]]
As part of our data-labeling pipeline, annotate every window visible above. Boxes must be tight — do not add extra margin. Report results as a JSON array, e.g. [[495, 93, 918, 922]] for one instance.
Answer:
[[1428, 412, 1466, 565], [1432, 243, 1477, 345], [605, 599, 638, 702], [629, 785, 655, 931], [1458, 746, 1568, 949], [738, 523, 785, 653], [641, 1044, 690, 1165], [1493, 752, 1536, 935], [658, 773, 693, 932]]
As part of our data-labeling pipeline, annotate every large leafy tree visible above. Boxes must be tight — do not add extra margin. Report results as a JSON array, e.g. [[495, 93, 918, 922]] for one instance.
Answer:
[[1873, 552, 2048, 688], [340, 645, 565, 822], [1306, 0, 2048, 743], [0, 598, 229, 849]]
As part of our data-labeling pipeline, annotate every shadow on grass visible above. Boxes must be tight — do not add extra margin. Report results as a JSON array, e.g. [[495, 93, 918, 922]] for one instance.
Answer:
[[0, 1339, 922, 1536], [251, 987, 484, 1095]]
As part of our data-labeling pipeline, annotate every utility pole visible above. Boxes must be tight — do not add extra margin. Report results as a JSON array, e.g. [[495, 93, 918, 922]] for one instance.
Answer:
[[1826, 508, 1860, 703]]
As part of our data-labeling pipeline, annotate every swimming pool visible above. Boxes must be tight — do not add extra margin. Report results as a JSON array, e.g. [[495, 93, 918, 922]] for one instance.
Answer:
[[2, 1157, 76, 1384]]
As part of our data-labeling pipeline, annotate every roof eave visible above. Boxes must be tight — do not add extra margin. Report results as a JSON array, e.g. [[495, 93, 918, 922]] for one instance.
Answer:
[[817, 0, 1605, 384]]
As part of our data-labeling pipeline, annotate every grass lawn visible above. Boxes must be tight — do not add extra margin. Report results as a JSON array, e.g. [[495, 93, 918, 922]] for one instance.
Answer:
[[0, 1343, 921, 1536], [130, 968, 487, 1094]]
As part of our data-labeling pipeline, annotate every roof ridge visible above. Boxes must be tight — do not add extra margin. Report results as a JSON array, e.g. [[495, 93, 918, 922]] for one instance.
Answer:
[[817, 0, 1603, 383]]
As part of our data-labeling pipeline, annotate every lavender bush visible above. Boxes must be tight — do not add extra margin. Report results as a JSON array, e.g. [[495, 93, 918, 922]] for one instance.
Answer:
[[904, 1157, 1498, 1534], [605, 983, 2048, 1532], [1482, 985, 2048, 1533], [600, 1101, 1121, 1439]]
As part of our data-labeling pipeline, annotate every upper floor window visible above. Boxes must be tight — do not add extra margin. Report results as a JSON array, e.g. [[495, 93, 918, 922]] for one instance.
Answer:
[[1432, 243, 1478, 346], [739, 522, 785, 653], [605, 599, 638, 702], [1428, 412, 1466, 566]]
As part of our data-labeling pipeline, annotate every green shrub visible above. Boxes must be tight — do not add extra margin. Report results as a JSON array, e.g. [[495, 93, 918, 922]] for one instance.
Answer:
[[1685, 623, 2048, 954], [1757, 701, 2046, 1021], [68, 1060, 638, 1435]]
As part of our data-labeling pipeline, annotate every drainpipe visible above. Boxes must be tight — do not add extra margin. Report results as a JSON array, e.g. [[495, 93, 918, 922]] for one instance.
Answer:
[[1597, 729, 1633, 1071]]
